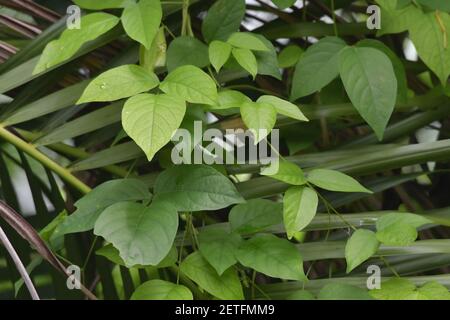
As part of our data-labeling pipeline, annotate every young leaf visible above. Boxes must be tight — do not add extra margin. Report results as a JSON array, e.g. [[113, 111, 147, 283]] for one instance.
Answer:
[[375, 212, 431, 246], [180, 252, 244, 300], [229, 199, 283, 234], [53, 179, 152, 238], [291, 37, 346, 100], [153, 165, 245, 211], [209, 40, 232, 73], [409, 11, 450, 86], [232, 48, 258, 78], [240, 101, 277, 144], [167, 36, 210, 72], [376, 223, 417, 246], [213, 90, 251, 110], [121, 0, 162, 49], [202, 0, 246, 43], [33, 13, 120, 74], [122, 93, 186, 161], [160, 65, 218, 105], [227, 32, 270, 51], [131, 280, 193, 300], [261, 160, 306, 186], [345, 229, 379, 273], [257, 95, 308, 121], [198, 228, 242, 275], [72, 0, 133, 9], [283, 186, 318, 238], [278, 45, 303, 68], [236, 234, 306, 281], [77, 65, 159, 104], [307, 169, 372, 193], [94, 200, 178, 267], [338, 46, 397, 139], [376, 212, 432, 230]]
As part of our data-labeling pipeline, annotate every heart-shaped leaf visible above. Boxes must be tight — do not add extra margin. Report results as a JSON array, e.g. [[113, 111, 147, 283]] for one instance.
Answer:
[[122, 93, 186, 161], [94, 200, 178, 267], [131, 280, 193, 300], [160, 65, 218, 105], [78, 65, 159, 104], [121, 0, 162, 49]]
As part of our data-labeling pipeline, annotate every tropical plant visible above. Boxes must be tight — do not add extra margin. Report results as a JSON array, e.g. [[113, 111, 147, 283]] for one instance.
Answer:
[[0, 0, 450, 301]]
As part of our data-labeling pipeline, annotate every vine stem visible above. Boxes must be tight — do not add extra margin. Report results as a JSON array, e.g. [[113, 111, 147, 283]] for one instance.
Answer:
[[0, 125, 91, 195], [0, 225, 39, 300]]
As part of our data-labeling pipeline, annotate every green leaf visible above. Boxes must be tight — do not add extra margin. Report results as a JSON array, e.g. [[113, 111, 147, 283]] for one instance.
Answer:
[[376, 212, 432, 230], [154, 165, 245, 211], [53, 179, 151, 238], [227, 32, 270, 51], [271, 0, 297, 9], [409, 11, 450, 85], [232, 48, 258, 79], [291, 37, 346, 100], [122, 93, 186, 161], [356, 39, 408, 103], [257, 95, 308, 121], [416, 0, 450, 12], [338, 46, 398, 139], [131, 280, 193, 300], [375, 212, 431, 246], [370, 278, 416, 300], [261, 160, 306, 185], [212, 90, 251, 110], [209, 40, 232, 73], [96, 244, 177, 268], [376, 222, 418, 246], [376, 3, 420, 36], [254, 35, 282, 80], [121, 0, 162, 50], [77, 65, 159, 104], [236, 234, 306, 281], [33, 13, 120, 74], [278, 45, 303, 68], [167, 36, 210, 72], [72, 0, 133, 9], [180, 252, 244, 300], [240, 101, 277, 144], [318, 283, 372, 300], [283, 186, 318, 239], [202, 0, 245, 43], [415, 281, 450, 300], [345, 229, 379, 273], [307, 169, 372, 193], [198, 228, 242, 275], [229, 199, 283, 234], [94, 200, 178, 267], [160, 65, 218, 105]]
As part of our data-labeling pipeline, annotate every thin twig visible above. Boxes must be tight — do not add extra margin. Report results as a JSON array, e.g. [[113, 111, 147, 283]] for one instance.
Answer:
[[0, 225, 39, 300]]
